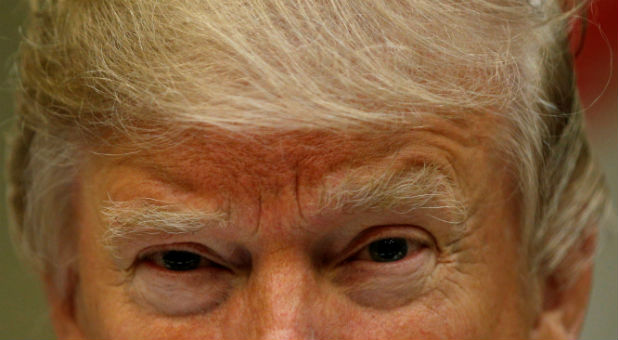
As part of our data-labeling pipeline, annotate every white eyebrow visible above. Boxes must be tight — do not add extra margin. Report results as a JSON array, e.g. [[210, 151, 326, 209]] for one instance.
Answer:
[[100, 163, 467, 255], [101, 198, 229, 251], [319, 163, 467, 225]]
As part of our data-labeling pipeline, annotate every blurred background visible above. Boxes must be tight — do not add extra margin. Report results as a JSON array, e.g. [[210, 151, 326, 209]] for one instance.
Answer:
[[1, 0, 616, 338]]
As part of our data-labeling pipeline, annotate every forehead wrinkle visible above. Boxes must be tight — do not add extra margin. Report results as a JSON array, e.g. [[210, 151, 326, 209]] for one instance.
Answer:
[[123, 129, 411, 199], [96, 124, 480, 237]]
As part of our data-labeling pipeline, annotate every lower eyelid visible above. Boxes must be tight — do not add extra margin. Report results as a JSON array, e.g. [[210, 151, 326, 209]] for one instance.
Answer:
[[130, 266, 233, 315], [354, 244, 435, 276]]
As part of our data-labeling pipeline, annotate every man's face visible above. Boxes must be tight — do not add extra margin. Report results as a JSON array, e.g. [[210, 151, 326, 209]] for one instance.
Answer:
[[65, 115, 538, 339]]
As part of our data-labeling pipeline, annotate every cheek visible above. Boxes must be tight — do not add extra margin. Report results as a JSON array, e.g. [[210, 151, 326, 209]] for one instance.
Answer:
[[304, 294, 481, 339]]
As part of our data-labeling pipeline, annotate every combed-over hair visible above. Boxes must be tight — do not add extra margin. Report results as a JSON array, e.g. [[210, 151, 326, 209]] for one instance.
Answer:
[[6, 0, 610, 293]]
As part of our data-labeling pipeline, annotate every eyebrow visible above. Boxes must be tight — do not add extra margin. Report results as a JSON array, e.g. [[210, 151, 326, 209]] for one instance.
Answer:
[[101, 198, 229, 252], [101, 162, 467, 253], [318, 162, 467, 225]]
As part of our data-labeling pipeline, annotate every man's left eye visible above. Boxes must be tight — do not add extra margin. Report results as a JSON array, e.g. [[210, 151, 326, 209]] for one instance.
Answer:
[[351, 237, 427, 264]]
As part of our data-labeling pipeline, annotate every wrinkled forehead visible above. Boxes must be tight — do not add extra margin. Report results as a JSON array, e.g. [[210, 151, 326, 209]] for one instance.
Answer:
[[88, 111, 503, 204], [117, 129, 411, 193]]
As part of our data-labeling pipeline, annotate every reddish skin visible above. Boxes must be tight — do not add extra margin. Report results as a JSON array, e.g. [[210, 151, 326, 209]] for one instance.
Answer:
[[46, 115, 592, 339]]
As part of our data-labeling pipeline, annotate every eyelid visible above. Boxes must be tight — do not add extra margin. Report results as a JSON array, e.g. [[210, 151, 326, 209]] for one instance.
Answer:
[[136, 242, 228, 270], [351, 238, 426, 262], [334, 225, 435, 266], [129, 245, 235, 316], [145, 250, 213, 271]]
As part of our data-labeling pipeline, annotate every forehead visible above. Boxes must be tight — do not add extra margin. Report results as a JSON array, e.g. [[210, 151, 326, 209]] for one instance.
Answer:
[[103, 115, 496, 192], [136, 130, 408, 193]]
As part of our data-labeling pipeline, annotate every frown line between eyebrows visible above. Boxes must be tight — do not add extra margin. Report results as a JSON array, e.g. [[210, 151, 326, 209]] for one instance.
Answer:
[[99, 160, 468, 260]]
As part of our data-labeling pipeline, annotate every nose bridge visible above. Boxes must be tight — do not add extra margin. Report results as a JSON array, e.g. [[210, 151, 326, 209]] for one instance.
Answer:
[[247, 249, 317, 339]]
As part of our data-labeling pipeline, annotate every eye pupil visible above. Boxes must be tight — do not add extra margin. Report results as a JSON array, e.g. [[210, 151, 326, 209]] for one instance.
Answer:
[[368, 238, 408, 262], [162, 250, 202, 271]]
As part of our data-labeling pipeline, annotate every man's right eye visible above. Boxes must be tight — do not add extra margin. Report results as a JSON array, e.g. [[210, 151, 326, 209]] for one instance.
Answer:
[[140, 246, 223, 272], [132, 244, 234, 315]]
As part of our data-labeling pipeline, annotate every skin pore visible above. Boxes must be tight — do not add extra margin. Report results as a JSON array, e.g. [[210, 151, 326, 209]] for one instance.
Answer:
[[45, 115, 585, 339]]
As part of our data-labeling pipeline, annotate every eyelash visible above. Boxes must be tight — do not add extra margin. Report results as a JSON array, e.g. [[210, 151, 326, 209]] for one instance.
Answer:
[[351, 238, 428, 262], [138, 243, 227, 272], [138, 235, 430, 274]]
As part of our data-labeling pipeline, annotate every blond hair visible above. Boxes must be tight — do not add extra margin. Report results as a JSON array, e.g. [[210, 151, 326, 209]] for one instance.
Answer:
[[7, 0, 610, 293]]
